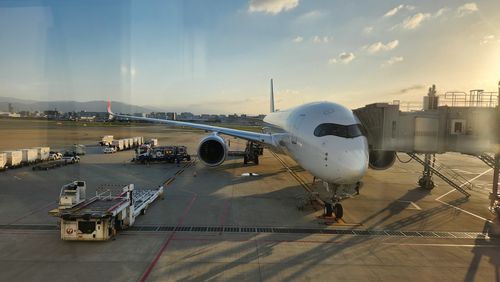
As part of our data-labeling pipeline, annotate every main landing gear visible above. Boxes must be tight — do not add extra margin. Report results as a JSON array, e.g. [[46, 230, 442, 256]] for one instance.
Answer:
[[243, 141, 264, 165]]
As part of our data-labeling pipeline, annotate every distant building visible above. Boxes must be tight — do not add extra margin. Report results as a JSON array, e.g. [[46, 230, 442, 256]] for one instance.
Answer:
[[133, 113, 146, 118], [178, 112, 194, 120], [149, 112, 167, 120], [44, 110, 61, 120], [166, 112, 176, 120]]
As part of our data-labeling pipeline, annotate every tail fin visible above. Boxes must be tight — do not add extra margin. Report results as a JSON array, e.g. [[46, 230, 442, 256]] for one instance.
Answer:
[[270, 79, 275, 113], [107, 100, 114, 120]]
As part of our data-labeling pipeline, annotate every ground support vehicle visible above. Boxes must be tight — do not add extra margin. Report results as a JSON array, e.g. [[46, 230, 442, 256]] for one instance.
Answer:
[[49, 181, 164, 241], [99, 135, 114, 146], [134, 145, 191, 164]]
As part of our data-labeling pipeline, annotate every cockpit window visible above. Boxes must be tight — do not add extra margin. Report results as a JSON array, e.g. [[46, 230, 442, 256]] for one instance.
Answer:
[[314, 123, 364, 138]]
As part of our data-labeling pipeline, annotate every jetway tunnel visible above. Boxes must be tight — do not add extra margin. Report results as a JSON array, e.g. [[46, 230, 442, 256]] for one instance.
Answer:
[[354, 83, 500, 214]]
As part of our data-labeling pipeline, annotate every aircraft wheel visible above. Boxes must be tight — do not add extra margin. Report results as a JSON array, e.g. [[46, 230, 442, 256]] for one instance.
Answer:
[[243, 155, 248, 165], [334, 203, 343, 219], [254, 155, 259, 165], [324, 203, 333, 217]]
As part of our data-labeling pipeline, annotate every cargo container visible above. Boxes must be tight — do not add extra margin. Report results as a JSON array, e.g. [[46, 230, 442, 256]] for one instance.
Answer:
[[0, 153, 6, 170], [128, 138, 134, 148], [123, 139, 130, 149], [133, 137, 140, 147], [5, 150, 22, 167], [112, 139, 124, 151], [34, 147, 50, 161], [21, 148, 38, 164]]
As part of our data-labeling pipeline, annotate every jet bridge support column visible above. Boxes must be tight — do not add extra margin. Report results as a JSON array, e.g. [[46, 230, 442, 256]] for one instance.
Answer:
[[418, 154, 435, 190]]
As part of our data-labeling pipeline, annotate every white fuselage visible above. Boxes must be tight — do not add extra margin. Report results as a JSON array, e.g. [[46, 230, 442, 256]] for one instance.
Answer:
[[263, 102, 369, 185]]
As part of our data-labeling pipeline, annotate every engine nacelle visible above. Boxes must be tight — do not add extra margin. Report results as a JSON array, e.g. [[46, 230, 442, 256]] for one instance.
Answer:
[[197, 134, 228, 167], [369, 150, 396, 170]]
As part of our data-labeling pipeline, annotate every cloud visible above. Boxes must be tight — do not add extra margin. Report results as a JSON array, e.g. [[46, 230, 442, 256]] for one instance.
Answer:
[[292, 36, 303, 43], [402, 13, 430, 29], [365, 40, 399, 54], [381, 56, 404, 67], [386, 85, 425, 96], [248, 0, 299, 14], [313, 35, 330, 43], [297, 10, 324, 21], [328, 58, 337, 64], [480, 35, 497, 45], [434, 7, 449, 18], [339, 52, 355, 64], [383, 4, 415, 18], [363, 26, 374, 34], [457, 2, 478, 16]]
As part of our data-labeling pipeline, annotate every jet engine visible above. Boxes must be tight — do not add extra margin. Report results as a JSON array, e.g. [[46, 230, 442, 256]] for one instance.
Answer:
[[197, 134, 228, 167], [368, 150, 396, 170]]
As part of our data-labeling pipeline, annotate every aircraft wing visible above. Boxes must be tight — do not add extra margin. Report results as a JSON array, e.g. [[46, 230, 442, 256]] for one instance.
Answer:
[[107, 102, 274, 145]]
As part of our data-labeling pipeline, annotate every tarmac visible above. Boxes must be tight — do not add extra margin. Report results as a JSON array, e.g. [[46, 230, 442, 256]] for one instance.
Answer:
[[0, 133, 499, 281]]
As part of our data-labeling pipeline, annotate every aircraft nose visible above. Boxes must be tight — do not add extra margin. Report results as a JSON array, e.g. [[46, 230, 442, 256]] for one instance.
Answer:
[[331, 142, 368, 183]]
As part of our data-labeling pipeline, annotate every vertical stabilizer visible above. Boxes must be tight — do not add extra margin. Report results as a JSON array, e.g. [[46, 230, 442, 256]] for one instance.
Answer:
[[270, 79, 275, 113]]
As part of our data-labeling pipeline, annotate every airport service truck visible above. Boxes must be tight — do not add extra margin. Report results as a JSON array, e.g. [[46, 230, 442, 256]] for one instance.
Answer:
[[99, 135, 114, 146], [4, 150, 22, 168], [135, 145, 191, 163], [49, 181, 164, 241]]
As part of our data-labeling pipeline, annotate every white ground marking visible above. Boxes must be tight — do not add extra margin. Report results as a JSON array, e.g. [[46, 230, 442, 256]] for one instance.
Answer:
[[435, 168, 493, 223], [397, 200, 422, 210], [13, 176, 21, 180]]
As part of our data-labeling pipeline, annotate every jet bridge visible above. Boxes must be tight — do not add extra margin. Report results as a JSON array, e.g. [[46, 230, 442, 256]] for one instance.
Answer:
[[354, 83, 500, 214]]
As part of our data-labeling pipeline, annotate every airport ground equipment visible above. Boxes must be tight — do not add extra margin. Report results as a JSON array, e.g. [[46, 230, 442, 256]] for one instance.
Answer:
[[354, 83, 499, 199], [32, 159, 71, 170], [4, 150, 22, 168], [228, 141, 264, 165], [0, 153, 6, 170], [34, 147, 50, 161], [112, 139, 124, 151], [109, 137, 143, 151], [99, 135, 114, 146], [21, 148, 38, 165], [145, 138, 158, 146], [62, 154, 80, 164], [135, 145, 190, 163], [103, 146, 117, 154], [49, 151, 62, 160], [49, 181, 164, 241]]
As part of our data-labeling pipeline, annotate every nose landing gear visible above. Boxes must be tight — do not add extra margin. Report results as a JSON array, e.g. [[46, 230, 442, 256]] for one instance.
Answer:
[[324, 201, 343, 219]]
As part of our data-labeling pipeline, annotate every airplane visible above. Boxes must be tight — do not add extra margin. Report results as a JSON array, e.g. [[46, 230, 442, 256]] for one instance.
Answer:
[[107, 80, 385, 218]]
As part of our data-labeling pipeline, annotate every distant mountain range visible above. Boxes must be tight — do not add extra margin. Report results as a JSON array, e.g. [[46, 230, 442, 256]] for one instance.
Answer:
[[0, 97, 161, 114]]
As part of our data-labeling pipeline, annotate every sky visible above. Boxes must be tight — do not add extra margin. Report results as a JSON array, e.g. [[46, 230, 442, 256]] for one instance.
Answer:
[[0, 0, 499, 114]]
